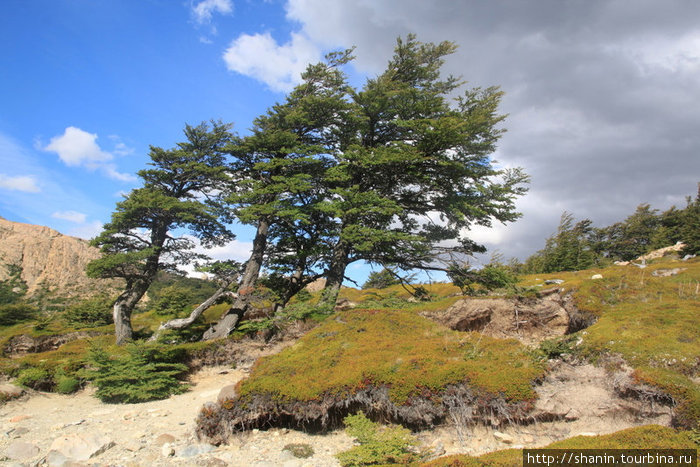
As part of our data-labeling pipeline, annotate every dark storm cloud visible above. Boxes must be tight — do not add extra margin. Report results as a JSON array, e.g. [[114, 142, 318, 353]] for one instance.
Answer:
[[286, 0, 700, 259]]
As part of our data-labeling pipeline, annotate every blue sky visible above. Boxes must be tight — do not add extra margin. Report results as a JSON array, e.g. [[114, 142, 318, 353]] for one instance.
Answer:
[[2, 1, 700, 284]]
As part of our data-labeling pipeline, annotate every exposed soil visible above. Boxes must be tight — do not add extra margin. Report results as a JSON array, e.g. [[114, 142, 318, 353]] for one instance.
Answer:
[[422, 288, 595, 346]]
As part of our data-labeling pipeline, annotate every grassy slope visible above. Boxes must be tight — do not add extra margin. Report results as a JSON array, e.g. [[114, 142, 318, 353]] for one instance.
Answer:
[[522, 257, 700, 429], [237, 308, 544, 406]]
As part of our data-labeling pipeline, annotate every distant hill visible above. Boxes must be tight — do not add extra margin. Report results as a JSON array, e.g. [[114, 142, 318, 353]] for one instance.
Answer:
[[0, 216, 120, 300]]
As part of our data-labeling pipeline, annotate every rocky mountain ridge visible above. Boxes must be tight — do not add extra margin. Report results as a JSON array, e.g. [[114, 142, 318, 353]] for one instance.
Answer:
[[0, 216, 119, 300]]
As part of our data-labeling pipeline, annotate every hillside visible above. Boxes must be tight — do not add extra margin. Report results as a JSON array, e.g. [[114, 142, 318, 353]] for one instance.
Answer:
[[0, 225, 697, 465], [0, 216, 120, 301]]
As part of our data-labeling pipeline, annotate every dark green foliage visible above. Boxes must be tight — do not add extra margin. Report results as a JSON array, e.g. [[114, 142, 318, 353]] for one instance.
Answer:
[[283, 443, 314, 459], [0, 265, 27, 305], [448, 263, 518, 295], [87, 343, 189, 403], [55, 375, 81, 394], [680, 188, 700, 256], [148, 272, 220, 306], [63, 294, 113, 327], [539, 335, 579, 359], [600, 204, 659, 261], [150, 285, 196, 317], [336, 412, 423, 466], [0, 302, 38, 326], [362, 268, 401, 289], [16, 367, 52, 390], [87, 122, 235, 344]]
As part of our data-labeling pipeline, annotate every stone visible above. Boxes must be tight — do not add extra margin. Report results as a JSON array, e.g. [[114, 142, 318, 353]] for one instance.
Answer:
[[154, 433, 177, 446], [0, 383, 24, 399], [217, 384, 237, 404], [544, 279, 564, 285], [161, 443, 175, 457], [176, 443, 216, 458], [493, 431, 514, 444], [5, 440, 40, 460], [9, 414, 31, 423], [49, 433, 115, 461], [651, 268, 686, 277], [591, 274, 603, 280]]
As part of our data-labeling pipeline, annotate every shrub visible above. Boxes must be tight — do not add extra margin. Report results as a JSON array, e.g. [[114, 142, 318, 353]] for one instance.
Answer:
[[336, 412, 424, 466], [283, 443, 314, 459], [0, 302, 38, 326], [16, 367, 52, 390], [151, 285, 196, 317], [87, 342, 189, 403], [55, 375, 81, 394], [63, 294, 113, 327]]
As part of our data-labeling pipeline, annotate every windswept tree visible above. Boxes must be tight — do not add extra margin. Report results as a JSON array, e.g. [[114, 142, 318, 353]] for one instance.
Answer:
[[203, 51, 355, 339], [87, 122, 234, 345], [316, 35, 528, 307]]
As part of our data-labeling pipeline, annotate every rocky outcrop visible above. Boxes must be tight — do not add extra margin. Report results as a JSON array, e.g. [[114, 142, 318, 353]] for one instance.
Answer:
[[0, 216, 121, 299], [422, 289, 592, 346]]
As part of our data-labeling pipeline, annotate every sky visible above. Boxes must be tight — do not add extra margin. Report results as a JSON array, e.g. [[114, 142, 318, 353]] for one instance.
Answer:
[[1, 0, 699, 284]]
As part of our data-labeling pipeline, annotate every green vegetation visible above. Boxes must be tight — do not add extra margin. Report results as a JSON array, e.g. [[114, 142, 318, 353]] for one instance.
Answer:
[[63, 294, 113, 327], [282, 443, 314, 459], [422, 425, 699, 466], [86, 342, 189, 403], [236, 309, 544, 406], [521, 189, 700, 274], [362, 268, 402, 290], [337, 412, 424, 466], [0, 302, 38, 326], [522, 257, 700, 429]]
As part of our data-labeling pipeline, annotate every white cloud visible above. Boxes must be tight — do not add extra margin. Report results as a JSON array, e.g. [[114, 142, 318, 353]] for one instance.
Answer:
[[223, 31, 321, 92], [44, 126, 112, 167], [51, 210, 87, 224], [103, 165, 137, 182], [192, 0, 233, 24], [177, 235, 253, 277], [68, 220, 104, 240], [0, 174, 41, 193], [44, 127, 135, 181]]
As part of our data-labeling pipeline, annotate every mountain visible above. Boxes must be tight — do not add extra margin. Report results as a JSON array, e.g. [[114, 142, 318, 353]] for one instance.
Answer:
[[0, 216, 120, 300]]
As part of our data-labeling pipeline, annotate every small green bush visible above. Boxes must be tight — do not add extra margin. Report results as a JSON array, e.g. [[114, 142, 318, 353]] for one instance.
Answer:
[[55, 375, 81, 394], [539, 335, 579, 359], [151, 285, 196, 317], [336, 412, 424, 466], [16, 367, 52, 390], [283, 443, 314, 459], [0, 302, 38, 326], [87, 342, 189, 403], [63, 294, 113, 327]]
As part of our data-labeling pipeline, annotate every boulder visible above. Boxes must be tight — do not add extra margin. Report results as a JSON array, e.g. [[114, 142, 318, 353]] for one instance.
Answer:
[[49, 433, 115, 461], [5, 440, 40, 460]]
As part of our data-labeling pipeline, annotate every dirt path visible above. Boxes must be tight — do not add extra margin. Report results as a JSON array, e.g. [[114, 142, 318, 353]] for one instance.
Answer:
[[1, 365, 353, 466], [1, 360, 674, 466]]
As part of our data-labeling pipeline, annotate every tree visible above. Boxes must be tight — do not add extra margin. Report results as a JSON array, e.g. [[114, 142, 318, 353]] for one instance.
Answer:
[[680, 184, 700, 256], [202, 51, 354, 339], [600, 204, 659, 261], [87, 122, 234, 345], [522, 212, 597, 273], [316, 35, 528, 307], [362, 268, 402, 289]]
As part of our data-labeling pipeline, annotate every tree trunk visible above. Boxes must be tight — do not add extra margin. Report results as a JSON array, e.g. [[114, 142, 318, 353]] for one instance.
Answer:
[[113, 280, 149, 345], [202, 219, 270, 341], [149, 282, 238, 341], [318, 239, 350, 309]]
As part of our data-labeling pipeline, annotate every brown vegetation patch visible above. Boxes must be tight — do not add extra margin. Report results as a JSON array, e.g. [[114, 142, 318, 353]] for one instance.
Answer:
[[4, 331, 100, 357], [196, 383, 534, 445]]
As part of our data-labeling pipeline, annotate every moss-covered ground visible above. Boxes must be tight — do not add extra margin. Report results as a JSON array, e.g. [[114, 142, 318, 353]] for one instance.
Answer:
[[523, 257, 700, 429], [236, 308, 544, 406]]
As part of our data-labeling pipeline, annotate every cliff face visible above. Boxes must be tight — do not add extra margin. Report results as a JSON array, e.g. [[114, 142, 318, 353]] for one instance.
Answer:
[[0, 216, 120, 299]]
